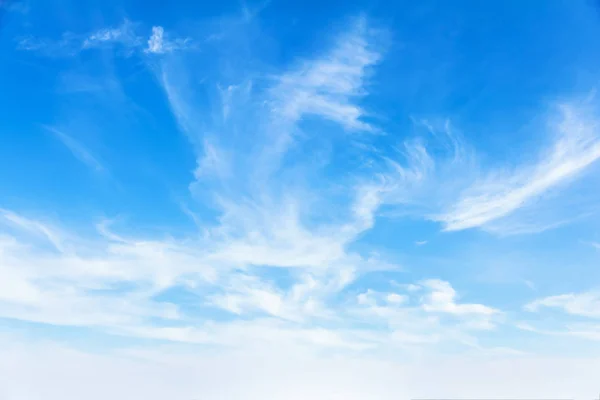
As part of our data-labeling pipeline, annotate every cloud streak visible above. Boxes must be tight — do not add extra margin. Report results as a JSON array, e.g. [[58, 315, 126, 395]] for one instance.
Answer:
[[525, 290, 600, 318], [363, 100, 600, 235], [17, 19, 192, 57], [44, 126, 104, 172], [437, 101, 600, 232], [271, 17, 381, 132]]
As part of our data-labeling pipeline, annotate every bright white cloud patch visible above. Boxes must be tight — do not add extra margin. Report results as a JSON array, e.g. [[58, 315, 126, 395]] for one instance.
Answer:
[[420, 279, 499, 316], [145, 25, 191, 54], [146, 26, 165, 53]]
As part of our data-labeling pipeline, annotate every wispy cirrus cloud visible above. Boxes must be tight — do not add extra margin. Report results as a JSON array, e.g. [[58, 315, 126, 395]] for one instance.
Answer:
[[157, 15, 382, 194], [43, 126, 105, 173], [359, 98, 600, 235], [436, 100, 600, 232], [17, 33, 81, 57], [0, 208, 66, 253], [17, 19, 192, 57], [271, 17, 381, 132], [154, 16, 388, 268], [81, 19, 143, 52], [518, 321, 600, 342]]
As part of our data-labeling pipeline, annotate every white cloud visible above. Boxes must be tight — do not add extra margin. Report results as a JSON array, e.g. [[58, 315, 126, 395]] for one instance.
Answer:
[[272, 17, 381, 132], [396, 283, 421, 292], [359, 124, 466, 222], [152, 18, 392, 293], [437, 101, 600, 232], [386, 293, 407, 304], [17, 19, 144, 56], [517, 320, 600, 342], [82, 19, 141, 50], [0, 204, 505, 354], [44, 126, 104, 173], [209, 274, 291, 320], [525, 290, 600, 318], [205, 199, 349, 269], [361, 99, 600, 236], [146, 26, 165, 53], [16, 33, 80, 57], [145, 26, 192, 54], [420, 279, 499, 316], [564, 324, 600, 341], [193, 137, 232, 180], [0, 212, 217, 329], [351, 280, 501, 347], [357, 289, 407, 308], [0, 209, 66, 252], [157, 16, 383, 197], [16, 20, 191, 57]]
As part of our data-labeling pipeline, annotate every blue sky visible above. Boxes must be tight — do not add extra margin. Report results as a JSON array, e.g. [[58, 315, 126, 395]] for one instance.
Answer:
[[2, 0, 600, 398]]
